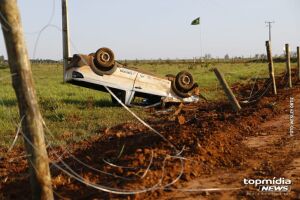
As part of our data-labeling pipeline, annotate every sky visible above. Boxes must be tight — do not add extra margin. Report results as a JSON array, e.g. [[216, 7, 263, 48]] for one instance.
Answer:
[[0, 0, 299, 60]]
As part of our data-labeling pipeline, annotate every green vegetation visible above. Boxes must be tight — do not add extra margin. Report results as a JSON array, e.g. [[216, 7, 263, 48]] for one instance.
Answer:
[[0, 61, 290, 148], [126, 61, 287, 99]]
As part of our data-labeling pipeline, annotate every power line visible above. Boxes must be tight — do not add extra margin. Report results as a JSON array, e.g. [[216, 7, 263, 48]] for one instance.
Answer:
[[265, 21, 275, 42]]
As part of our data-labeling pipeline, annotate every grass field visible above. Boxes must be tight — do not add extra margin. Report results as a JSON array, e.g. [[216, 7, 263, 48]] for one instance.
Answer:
[[0, 61, 289, 148]]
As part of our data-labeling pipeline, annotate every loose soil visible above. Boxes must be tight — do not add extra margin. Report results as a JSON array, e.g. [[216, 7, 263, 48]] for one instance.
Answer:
[[1, 72, 299, 200]]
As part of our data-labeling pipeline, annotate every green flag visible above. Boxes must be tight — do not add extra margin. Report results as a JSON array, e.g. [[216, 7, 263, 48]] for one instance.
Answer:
[[191, 17, 200, 25]]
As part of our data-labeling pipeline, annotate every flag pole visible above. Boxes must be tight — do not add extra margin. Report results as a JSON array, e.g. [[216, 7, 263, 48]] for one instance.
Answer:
[[200, 22, 202, 62], [191, 17, 201, 62]]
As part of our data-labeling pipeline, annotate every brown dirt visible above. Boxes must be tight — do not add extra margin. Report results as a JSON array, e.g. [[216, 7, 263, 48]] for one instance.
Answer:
[[1, 71, 300, 200]]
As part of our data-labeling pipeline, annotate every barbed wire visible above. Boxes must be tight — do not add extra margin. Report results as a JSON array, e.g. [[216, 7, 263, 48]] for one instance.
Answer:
[[7, 115, 24, 152], [32, 24, 83, 59], [20, 115, 180, 195], [0, 9, 11, 31], [39, 92, 154, 181], [24, 0, 56, 35], [22, 127, 240, 196]]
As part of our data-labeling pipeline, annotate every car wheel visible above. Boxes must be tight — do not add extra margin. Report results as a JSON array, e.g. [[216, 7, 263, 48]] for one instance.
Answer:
[[91, 47, 117, 75], [175, 71, 194, 92], [94, 47, 115, 69], [171, 80, 191, 98]]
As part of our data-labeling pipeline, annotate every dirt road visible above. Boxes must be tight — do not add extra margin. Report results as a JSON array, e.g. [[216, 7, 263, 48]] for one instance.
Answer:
[[164, 91, 300, 200]]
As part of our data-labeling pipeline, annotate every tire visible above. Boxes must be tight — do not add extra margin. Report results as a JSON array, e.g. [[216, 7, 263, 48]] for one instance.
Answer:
[[94, 47, 115, 69], [90, 60, 117, 75], [175, 71, 194, 92], [171, 80, 191, 98], [90, 47, 117, 75]]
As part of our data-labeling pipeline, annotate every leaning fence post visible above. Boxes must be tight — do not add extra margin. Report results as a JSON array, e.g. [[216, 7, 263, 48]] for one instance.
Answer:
[[285, 44, 292, 88], [265, 41, 277, 95], [213, 68, 241, 112], [297, 46, 300, 81]]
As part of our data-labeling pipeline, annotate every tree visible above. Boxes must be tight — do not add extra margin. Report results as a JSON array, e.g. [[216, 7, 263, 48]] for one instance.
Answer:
[[0, 1, 54, 199], [224, 54, 230, 60], [0, 55, 4, 63], [291, 51, 297, 59], [204, 54, 211, 59], [259, 54, 267, 60]]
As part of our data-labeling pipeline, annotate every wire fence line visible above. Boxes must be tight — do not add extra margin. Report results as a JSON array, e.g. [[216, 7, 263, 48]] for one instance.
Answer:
[[22, 124, 240, 196]]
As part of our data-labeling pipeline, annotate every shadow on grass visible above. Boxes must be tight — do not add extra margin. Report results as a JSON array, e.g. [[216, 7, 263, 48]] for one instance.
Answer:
[[62, 99, 118, 108], [0, 65, 9, 70], [0, 99, 17, 107]]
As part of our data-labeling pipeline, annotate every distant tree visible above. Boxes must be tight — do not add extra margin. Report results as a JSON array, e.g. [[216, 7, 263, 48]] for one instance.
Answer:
[[291, 51, 297, 58], [0, 55, 4, 63], [224, 54, 229, 60], [259, 54, 267, 60], [204, 54, 211, 59]]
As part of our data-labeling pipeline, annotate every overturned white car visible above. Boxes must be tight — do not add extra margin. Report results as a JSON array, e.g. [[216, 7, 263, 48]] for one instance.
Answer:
[[65, 47, 200, 106]]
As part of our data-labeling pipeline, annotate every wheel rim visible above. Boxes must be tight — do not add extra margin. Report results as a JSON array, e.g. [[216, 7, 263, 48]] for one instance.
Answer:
[[100, 52, 110, 63], [94, 47, 115, 69], [181, 75, 191, 85]]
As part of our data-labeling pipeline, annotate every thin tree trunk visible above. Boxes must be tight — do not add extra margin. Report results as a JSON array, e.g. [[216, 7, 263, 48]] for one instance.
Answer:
[[0, 0, 54, 199]]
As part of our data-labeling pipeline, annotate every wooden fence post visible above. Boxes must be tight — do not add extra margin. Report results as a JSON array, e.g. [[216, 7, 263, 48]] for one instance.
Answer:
[[0, 1, 54, 199], [265, 41, 277, 95], [285, 43, 292, 88], [213, 68, 241, 112], [297, 46, 300, 81]]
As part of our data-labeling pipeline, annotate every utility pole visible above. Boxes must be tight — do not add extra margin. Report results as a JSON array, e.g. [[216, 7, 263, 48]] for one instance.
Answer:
[[62, 0, 70, 83], [0, 0, 54, 199], [265, 21, 275, 42]]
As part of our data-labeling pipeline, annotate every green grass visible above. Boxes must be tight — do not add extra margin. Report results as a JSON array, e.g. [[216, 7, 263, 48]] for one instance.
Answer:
[[0, 61, 289, 148], [0, 64, 147, 147], [129, 62, 287, 100]]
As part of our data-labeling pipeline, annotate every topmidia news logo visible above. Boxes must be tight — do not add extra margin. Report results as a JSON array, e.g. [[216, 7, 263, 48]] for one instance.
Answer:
[[244, 177, 292, 193]]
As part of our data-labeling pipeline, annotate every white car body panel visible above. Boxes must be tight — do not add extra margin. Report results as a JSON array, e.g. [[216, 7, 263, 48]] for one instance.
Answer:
[[66, 63, 199, 105]]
